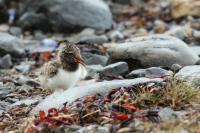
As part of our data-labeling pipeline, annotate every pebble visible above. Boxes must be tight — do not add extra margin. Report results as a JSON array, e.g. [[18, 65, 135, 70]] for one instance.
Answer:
[[11, 96, 42, 106], [15, 61, 34, 73], [82, 52, 108, 66], [9, 27, 22, 37], [127, 67, 172, 78], [175, 65, 200, 86], [99, 62, 129, 78], [158, 107, 177, 121], [0, 54, 13, 69], [170, 64, 182, 73]]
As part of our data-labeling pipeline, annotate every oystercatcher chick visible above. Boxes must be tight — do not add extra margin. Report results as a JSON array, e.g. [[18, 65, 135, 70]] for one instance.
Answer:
[[39, 40, 87, 90]]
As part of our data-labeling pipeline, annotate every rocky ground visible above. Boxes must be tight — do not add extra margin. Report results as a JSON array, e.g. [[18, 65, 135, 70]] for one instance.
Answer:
[[0, 0, 200, 132]]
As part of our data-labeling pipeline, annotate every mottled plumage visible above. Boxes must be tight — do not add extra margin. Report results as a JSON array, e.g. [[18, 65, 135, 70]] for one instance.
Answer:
[[40, 60, 61, 78], [39, 41, 87, 90]]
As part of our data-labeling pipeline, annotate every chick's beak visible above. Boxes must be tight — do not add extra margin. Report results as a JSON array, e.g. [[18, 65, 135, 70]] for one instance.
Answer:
[[74, 57, 86, 66]]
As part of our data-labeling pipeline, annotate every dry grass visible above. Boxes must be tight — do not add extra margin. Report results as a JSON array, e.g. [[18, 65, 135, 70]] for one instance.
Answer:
[[133, 78, 200, 109]]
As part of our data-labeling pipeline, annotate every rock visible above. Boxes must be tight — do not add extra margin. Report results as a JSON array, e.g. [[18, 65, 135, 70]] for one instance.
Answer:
[[34, 31, 46, 40], [190, 46, 200, 56], [40, 38, 57, 48], [15, 61, 34, 73], [108, 30, 124, 41], [175, 65, 200, 86], [0, 54, 13, 69], [77, 125, 110, 133], [8, 26, 22, 37], [165, 25, 200, 45], [16, 75, 41, 88], [170, 64, 182, 73], [0, 24, 9, 32], [153, 20, 169, 33], [19, 0, 112, 32], [195, 59, 200, 65], [32, 78, 163, 114], [82, 52, 108, 66], [171, 0, 200, 18], [127, 69, 146, 78], [0, 32, 24, 57], [0, 88, 11, 100], [108, 35, 199, 69], [99, 62, 129, 78], [78, 35, 108, 44], [26, 39, 57, 54], [158, 107, 177, 121], [127, 67, 172, 78], [18, 12, 49, 31], [11, 96, 42, 106], [86, 65, 104, 79]]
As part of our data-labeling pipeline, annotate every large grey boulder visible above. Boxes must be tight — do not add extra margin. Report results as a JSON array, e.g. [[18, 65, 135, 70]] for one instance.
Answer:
[[19, 0, 112, 32], [0, 32, 24, 57], [108, 35, 199, 69]]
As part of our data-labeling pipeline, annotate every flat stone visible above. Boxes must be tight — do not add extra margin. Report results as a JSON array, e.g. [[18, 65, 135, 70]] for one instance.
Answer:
[[11, 96, 42, 106], [99, 62, 129, 78], [127, 67, 172, 78]]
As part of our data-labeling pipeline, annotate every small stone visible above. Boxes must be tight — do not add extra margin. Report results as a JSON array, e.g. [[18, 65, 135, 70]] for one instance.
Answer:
[[0, 24, 9, 32], [117, 127, 132, 133], [34, 30, 46, 40], [9, 27, 22, 37], [153, 20, 169, 33], [108, 30, 124, 41], [127, 69, 146, 78], [158, 107, 177, 121], [79, 35, 108, 44], [0, 32, 24, 57], [11, 96, 42, 106], [86, 65, 103, 79], [5, 97, 19, 103], [0, 54, 13, 69], [15, 61, 34, 73], [99, 62, 129, 78], [82, 52, 108, 66], [127, 67, 172, 78], [170, 64, 182, 73], [0, 89, 11, 100], [175, 65, 200, 86]]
